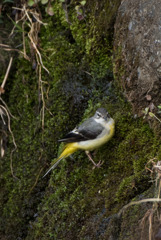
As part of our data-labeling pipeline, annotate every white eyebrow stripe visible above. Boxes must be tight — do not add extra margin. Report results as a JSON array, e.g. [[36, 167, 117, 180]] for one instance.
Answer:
[[96, 111, 103, 117], [72, 130, 79, 134]]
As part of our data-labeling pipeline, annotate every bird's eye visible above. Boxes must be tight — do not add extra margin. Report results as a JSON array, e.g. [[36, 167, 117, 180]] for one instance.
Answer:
[[96, 112, 101, 118]]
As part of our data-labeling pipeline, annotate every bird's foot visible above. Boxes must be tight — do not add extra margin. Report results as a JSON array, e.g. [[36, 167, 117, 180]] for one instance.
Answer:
[[85, 151, 104, 169], [92, 160, 104, 169]]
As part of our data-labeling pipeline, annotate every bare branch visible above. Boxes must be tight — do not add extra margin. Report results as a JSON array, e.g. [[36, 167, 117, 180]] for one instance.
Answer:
[[118, 198, 161, 217], [1, 57, 13, 92]]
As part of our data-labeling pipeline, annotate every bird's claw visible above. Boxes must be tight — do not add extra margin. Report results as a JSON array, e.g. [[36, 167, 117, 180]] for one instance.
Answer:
[[92, 160, 104, 169]]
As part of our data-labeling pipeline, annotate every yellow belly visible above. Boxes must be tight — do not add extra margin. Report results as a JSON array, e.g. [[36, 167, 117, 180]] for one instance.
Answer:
[[75, 121, 115, 151]]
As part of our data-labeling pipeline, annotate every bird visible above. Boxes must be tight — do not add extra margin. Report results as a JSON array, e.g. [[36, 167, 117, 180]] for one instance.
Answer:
[[43, 108, 115, 178]]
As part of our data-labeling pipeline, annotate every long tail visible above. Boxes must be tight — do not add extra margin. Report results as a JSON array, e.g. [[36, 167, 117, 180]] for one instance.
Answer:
[[42, 143, 78, 178]]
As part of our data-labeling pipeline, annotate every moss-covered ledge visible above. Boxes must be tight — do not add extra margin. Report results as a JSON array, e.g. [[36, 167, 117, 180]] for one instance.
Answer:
[[26, 97, 160, 240], [1, 0, 160, 240]]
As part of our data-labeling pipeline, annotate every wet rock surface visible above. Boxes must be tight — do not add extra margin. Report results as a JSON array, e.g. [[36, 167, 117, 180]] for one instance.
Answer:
[[114, 0, 161, 115]]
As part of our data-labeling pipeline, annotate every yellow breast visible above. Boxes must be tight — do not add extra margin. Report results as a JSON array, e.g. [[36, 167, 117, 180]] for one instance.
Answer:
[[76, 118, 115, 151]]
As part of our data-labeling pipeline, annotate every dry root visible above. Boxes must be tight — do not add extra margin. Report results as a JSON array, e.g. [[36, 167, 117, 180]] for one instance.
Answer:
[[118, 158, 161, 240]]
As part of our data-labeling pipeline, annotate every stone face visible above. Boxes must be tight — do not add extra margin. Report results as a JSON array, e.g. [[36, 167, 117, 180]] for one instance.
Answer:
[[113, 0, 161, 115]]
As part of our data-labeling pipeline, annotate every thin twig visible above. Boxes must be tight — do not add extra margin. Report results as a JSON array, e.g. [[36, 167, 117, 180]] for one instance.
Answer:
[[8, 11, 26, 37], [1, 47, 30, 61], [153, 114, 161, 123], [30, 11, 47, 26], [0, 97, 17, 119], [28, 167, 44, 195], [0, 108, 6, 125], [0, 105, 17, 148], [0, 104, 17, 178], [22, 21, 27, 59], [28, 32, 49, 74], [0, 43, 10, 48], [39, 66, 45, 129], [23, 5, 49, 74], [10, 148, 19, 180], [1, 57, 13, 92], [118, 198, 161, 217], [148, 210, 153, 240]]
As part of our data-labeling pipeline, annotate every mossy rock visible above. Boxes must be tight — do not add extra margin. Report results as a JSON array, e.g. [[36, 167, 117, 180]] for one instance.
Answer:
[[1, 1, 160, 240]]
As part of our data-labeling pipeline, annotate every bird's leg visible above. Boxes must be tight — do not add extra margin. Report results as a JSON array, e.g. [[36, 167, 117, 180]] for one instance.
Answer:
[[85, 151, 97, 166], [85, 151, 104, 168]]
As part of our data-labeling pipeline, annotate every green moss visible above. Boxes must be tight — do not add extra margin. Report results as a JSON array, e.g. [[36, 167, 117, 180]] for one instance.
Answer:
[[1, 1, 160, 240], [23, 94, 160, 240]]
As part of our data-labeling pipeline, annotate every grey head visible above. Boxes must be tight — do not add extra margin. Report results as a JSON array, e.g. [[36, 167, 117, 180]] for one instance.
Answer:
[[93, 108, 111, 121]]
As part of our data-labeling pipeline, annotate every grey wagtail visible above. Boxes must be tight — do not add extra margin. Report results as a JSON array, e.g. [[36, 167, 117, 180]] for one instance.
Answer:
[[43, 108, 115, 177]]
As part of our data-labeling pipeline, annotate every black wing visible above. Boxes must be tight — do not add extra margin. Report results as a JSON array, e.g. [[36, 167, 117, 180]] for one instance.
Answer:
[[58, 117, 104, 143]]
